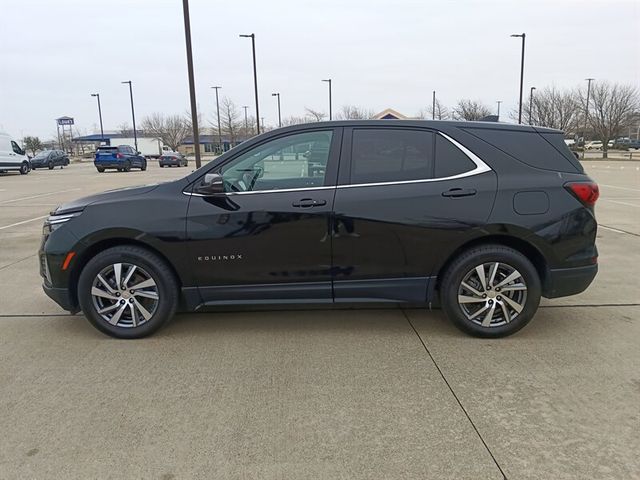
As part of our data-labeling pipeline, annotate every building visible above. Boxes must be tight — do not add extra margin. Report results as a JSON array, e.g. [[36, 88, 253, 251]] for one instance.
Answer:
[[372, 108, 410, 120], [178, 134, 252, 156]]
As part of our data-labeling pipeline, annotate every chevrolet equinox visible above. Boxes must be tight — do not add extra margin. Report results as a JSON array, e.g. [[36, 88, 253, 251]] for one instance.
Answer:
[[39, 120, 599, 338]]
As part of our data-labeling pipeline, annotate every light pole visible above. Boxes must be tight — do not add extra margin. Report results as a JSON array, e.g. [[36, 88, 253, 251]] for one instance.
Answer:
[[121, 81, 138, 151], [242, 105, 249, 133], [529, 87, 536, 124], [91, 93, 104, 140], [211, 86, 222, 153], [322, 79, 332, 120], [240, 33, 260, 134], [182, 0, 202, 167], [510, 33, 526, 124], [272, 92, 281, 127], [583, 78, 595, 159], [496, 100, 502, 120], [432, 90, 436, 120]]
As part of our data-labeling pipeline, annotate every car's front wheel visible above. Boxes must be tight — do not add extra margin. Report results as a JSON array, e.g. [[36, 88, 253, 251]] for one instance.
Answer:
[[77, 246, 179, 339], [96, 166, 105, 173], [140, 160, 147, 171], [123, 161, 131, 172], [440, 245, 541, 338]]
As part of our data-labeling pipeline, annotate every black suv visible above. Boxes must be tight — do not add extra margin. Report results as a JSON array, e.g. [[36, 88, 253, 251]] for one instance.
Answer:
[[30, 150, 70, 170], [39, 121, 598, 339]]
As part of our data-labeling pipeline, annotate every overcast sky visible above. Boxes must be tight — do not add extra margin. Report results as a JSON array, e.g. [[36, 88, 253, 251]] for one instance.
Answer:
[[1, 0, 638, 139]]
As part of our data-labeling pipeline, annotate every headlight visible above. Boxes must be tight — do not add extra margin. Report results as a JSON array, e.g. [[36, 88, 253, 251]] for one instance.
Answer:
[[43, 211, 83, 234]]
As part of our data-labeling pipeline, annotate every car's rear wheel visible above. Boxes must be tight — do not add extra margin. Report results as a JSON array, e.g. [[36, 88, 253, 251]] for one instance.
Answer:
[[77, 246, 179, 339], [19, 162, 29, 175], [440, 245, 541, 338]]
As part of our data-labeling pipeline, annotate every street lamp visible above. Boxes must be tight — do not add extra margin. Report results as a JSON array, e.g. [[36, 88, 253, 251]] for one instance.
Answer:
[[583, 78, 595, 159], [322, 79, 332, 120], [242, 105, 249, 133], [529, 87, 536, 124], [272, 93, 281, 128], [211, 86, 222, 153], [182, 0, 202, 167], [240, 33, 260, 134], [496, 100, 502, 120], [90, 93, 104, 140], [432, 90, 436, 120], [510, 33, 526, 124], [120, 81, 138, 151]]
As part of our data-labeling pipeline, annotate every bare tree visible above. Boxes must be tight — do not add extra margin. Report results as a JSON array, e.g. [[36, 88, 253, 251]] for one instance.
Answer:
[[419, 99, 450, 120], [304, 107, 327, 122], [581, 82, 639, 158], [23, 136, 43, 156], [336, 105, 374, 120], [141, 113, 191, 151], [118, 122, 133, 136], [217, 97, 242, 144], [522, 86, 580, 130], [452, 99, 492, 121]]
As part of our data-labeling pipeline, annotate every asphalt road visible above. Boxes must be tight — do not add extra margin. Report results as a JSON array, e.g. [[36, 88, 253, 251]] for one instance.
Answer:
[[0, 160, 638, 479]]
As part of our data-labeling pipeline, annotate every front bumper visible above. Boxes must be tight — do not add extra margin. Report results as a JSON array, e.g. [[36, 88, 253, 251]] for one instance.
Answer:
[[544, 264, 598, 298], [42, 283, 78, 313]]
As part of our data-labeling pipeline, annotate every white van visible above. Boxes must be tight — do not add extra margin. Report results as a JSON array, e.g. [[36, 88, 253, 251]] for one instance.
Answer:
[[0, 132, 31, 174]]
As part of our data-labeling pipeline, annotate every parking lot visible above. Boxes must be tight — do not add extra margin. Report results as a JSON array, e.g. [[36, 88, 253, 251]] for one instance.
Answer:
[[0, 160, 638, 479]]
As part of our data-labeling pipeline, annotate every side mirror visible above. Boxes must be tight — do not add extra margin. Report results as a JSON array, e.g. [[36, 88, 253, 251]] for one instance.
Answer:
[[195, 173, 224, 195]]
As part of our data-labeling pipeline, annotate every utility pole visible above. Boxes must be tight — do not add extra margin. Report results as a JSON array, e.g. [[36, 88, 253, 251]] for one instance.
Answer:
[[510, 33, 526, 124], [583, 78, 595, 159], [432, 90, 436, 120], [211, 86, 222, 153], [242, 105, 249, 133], [240, 33, 260, 134], [272, 93, 281, 127], [529, 86, 536, 124], [121, 81, 138, 151], [496, 100, 502, 120], [91, 93, 104, 140], [322, 79, 332, 120], [182, 0, 202, 167]]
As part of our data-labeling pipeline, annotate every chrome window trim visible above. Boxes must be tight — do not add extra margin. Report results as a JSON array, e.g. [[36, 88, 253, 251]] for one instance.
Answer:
[[183, 131, 492, 197]]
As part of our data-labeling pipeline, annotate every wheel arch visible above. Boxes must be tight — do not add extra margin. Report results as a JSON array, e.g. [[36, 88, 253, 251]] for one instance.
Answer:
[[434, 234, 549, 294], [68, 237, 183, 308]]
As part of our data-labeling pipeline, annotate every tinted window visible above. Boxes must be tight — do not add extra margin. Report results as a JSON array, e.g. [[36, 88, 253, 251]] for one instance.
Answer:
[[435, 134, 476, 177], [463, 127, 581, 173], [221, 130, 333, 192], [350, 129, 433, 184]]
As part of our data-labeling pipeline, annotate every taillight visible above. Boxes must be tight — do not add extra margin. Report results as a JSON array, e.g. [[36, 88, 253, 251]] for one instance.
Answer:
[[565, 181, 599, 207], [116, 153, 123, 159]]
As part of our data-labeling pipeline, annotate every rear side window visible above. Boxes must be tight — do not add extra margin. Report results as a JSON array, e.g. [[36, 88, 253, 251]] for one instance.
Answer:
[[435, 134, 476, 177], [463, 127, 581, 173], [539, 132, 584, 173], [350, 129, 434, 184]]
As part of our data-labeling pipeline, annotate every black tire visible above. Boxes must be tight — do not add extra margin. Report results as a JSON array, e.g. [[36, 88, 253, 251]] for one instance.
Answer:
[[19, 162, 29, 175], [48, 161, 54, 170], [97, 167, 105, 173], [77, 246, 179, 339], [440, 244, 541, 338], [123, 161, 131, 172], [140, 160, 147, 171]]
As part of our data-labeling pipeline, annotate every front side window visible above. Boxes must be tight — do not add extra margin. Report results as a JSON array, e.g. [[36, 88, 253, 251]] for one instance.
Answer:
[[11, 141, 23, 155], [220, 130, 333, 192], [350, 129, 434, 184]]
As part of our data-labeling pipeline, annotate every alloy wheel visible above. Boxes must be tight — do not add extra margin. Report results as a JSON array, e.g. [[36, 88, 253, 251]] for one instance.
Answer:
[[90, 262, 159, 328], [457, 262, 527, 327]]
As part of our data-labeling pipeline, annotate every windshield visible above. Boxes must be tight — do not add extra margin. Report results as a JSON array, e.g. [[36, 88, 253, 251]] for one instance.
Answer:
[[34, 151, 52, 159]]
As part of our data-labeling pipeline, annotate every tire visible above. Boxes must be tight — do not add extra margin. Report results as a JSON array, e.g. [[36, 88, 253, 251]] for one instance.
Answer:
[[48, 161, 54, 170], [77, 245, 179, 339], [140, 160, 147, 171], [440, 245, 541, 338], [19, 162, 29, 175], [97, 167, 105, 173], [123, 161, 131, 172]]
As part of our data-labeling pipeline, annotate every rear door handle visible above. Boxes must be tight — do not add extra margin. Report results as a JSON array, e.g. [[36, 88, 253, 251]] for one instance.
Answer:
[[442, 188, 477, 198], [292, 198, 327, 208]]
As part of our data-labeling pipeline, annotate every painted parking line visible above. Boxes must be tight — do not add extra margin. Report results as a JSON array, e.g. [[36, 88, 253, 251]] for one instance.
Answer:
[[603, 199, 640, 208], [0, 188, 81, 205], [599, 184, 640, 193], [0, 215, 49, 231]]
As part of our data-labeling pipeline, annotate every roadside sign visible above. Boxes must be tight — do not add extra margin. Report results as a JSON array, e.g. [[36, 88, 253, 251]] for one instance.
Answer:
[[57, 117, 74, 126]]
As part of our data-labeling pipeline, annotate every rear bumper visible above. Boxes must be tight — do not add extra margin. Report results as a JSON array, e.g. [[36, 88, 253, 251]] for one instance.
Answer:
[[42, 283, 78, 313], [543, 264, 598, 298], [94, 162, 124, 169]]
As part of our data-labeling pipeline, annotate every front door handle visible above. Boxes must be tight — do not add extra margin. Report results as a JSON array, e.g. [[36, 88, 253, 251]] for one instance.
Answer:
[[442, 188, 477, 198], [292, 198, 327, 208]]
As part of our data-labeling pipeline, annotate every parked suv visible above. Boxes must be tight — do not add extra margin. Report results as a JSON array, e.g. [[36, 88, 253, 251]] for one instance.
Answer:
[[30, 150, 70, 170], [40, 120, 598, 339], [94, 145, 147, 172]]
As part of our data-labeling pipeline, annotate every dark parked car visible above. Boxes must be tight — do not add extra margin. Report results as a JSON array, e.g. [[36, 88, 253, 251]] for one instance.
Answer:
[[40, 120, 598, 339], [30, 150, 70, 170], [159, 152, 188, 167], [94, 145, 147, 172]]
